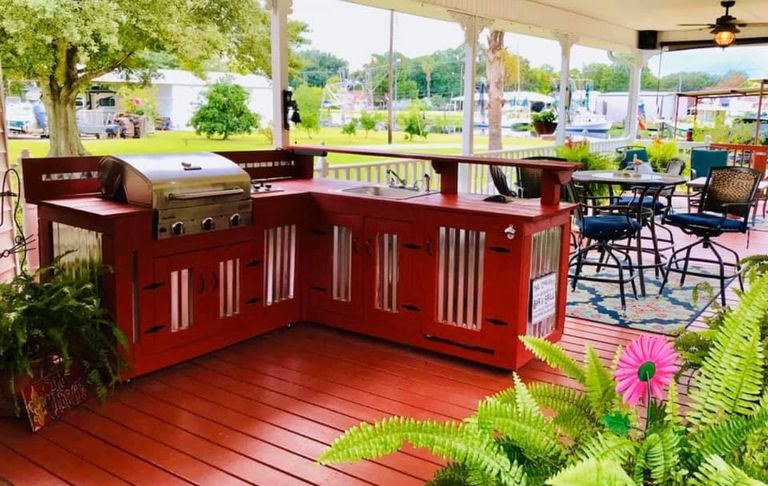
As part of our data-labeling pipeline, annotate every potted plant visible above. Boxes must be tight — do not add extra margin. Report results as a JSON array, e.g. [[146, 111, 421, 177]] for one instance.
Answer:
[[0, 258, 129, 416], [531, 110, 558, 135]]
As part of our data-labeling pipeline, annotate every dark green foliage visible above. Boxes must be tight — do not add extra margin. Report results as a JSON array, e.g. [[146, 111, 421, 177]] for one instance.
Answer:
[[293, 85, 323, 137], [0, 258, 129, 413], [292, 49, 348, 87], [190, 81, 260, 140], [341, 118, 358, 136], [400, 101, 428, 140], [531, 111, 556, 123]]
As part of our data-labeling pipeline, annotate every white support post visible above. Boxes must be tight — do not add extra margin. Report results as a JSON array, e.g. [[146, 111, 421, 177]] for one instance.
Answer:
[[452, 12, 491, 193], [626, 51, 648, 141], [269, 0, 291, 149], [555, 34, 574, 146]]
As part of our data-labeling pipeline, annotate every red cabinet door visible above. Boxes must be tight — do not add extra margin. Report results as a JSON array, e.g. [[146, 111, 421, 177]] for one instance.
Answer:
[[306, 212, 365, 322], [145, 250, 217, 353], [362, 218, 424, 335], [420, 212, 516, 350]]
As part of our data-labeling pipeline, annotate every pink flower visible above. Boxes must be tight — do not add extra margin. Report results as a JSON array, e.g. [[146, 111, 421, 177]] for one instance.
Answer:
[[615, 335, 679, 406]]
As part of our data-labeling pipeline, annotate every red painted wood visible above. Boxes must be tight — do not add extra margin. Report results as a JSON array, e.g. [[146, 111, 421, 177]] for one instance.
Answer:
[[0, 442, 65, 485]]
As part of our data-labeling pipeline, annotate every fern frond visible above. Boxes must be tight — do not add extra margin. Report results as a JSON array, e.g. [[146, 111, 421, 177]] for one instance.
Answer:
[[664, 380, 681, 427], [690, 455, 766, 486], [319, 417, 519, 484], [693, 402, 768, 460], [584, 345, 618, 419], [689, 273, 768, 427], [476, 400, 566, 462], [546, 458, 635, 486], [528, 382, 597, 438], [573, 432, 636, 466], [428, 463, 471, 486], [521, 336, 586, 385], [512, 373, 541, 416], [632, 428, 680, 485]]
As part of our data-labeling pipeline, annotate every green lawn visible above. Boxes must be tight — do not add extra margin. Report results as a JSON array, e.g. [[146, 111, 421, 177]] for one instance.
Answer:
[[7, 128, 552, 165]]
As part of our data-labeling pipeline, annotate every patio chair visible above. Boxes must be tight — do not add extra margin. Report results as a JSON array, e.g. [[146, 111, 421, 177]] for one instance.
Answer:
[[690, 148, 728, 179], [569, 181, 649, 310], [659, 166, 762, 306], [488, 156, 567, 199], [616, 146, 648, 170]]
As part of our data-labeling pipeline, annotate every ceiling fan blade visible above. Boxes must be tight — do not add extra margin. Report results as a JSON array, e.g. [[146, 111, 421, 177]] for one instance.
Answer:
[[677, 23, 713, 26]]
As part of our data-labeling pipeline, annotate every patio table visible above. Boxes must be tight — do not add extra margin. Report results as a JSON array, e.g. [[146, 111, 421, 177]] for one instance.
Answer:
[[572, 170, 686, 296]]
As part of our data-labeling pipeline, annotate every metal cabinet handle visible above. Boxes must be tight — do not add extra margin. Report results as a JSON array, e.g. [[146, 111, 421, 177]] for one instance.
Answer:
[[364, 239, 372, 256], [199, 274, 206, 293], [211, 271, 219, 291], [426, 237, 433, 256], [352, 237, 360, 254]]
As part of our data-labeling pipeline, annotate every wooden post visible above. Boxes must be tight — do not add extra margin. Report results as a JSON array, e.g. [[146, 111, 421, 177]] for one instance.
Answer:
[[555, 35, 574, 146], [269, 0, 291, 149]]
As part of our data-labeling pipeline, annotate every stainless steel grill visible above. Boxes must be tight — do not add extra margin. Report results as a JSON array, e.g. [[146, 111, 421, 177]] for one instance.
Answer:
[[98, 153, 253, 239]]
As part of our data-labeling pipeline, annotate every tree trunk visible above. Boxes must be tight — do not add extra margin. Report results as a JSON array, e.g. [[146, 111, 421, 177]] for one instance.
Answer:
[[43, 88, 87, 156], [426, 72, 432, 98], [486, 30, 505, 151]]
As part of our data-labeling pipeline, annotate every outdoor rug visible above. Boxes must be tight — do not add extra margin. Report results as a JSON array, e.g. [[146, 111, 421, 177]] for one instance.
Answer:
[[566, 265, 732, 336]]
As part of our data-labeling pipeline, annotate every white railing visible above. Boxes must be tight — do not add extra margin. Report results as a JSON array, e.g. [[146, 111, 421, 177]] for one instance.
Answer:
[[312, 138, 712, 196], [314, 156, 440, 190]]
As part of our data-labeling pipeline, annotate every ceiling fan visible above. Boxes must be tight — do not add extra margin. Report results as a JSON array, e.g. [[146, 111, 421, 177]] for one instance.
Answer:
[[676, 0, 765, 47]]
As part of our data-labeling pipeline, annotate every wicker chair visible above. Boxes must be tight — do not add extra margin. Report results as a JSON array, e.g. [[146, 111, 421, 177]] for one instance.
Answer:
[[660, 166, 762, 305]]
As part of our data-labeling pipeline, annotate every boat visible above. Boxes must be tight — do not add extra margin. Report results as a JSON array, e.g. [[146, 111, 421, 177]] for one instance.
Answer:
[[565, 108, 612, 134]]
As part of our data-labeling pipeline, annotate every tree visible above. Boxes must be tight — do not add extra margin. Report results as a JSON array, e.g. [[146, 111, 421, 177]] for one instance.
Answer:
[[341, 118, 357, 137], [485, 31, 505, 151], [359, 111, 381, 137], [420, 56, 435, 98], [292, 49, 348, 88], [0, 0, 307, 156], [400, 100, 428, 140], [293, 85, 322, 138], [190, 81, 259, 140]]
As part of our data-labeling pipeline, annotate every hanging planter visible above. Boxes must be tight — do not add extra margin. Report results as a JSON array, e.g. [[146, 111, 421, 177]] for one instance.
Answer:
[[531, 111, 558, 135]]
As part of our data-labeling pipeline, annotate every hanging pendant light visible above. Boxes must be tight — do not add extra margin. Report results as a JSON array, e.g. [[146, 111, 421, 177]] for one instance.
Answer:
[[712, 24, 738, 47]]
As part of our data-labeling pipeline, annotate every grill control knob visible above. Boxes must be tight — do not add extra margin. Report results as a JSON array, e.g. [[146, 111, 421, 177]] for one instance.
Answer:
[[229, 213, 242, 227], [202, 217, 215, 231], [171, 222, 185, 236]]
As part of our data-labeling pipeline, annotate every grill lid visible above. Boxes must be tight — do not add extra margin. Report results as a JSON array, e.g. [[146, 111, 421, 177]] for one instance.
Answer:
[[98, 153, 251, 209]]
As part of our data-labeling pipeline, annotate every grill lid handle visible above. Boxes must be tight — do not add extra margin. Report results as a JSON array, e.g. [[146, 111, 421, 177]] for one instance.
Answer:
[[166, 187, 245, 200]]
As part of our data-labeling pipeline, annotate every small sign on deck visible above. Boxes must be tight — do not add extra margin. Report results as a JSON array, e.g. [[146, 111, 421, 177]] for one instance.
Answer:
[[530, 272, 557, 324], [21, 365, 89, 432]]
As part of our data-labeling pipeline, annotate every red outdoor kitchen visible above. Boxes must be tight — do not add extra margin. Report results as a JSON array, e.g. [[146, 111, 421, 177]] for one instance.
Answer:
[[21, 148, 576, 376]]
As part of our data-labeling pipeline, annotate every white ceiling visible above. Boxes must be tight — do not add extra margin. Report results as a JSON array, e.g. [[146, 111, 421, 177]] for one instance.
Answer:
[[533, 0, 768, 31]]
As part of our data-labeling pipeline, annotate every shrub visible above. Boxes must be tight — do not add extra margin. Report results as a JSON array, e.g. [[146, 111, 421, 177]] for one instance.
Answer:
[[190, 80, 259, 140], [359, 111, 382, 137], [293, 85, 323, 138], [647, 139, 679, 172], [341, 118, 357, 136], [400, 100, 428, 141]]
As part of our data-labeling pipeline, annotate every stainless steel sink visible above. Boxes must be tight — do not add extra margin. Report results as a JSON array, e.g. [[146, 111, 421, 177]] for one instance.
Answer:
[[340, 185, 434, 200]]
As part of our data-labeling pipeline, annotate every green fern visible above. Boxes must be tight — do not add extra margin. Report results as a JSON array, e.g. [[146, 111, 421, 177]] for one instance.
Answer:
[[690, 455, 767, 486], [689, 273, 768, 427], [632, 428, 680, 485], [584, 345, 618, 419], [318, 417, 521, 484], [528, 383, 597, 438], [520, 336, 586, 385], [546, 458, 635, 486], [573, 433, 636, 466], [692, 401, 768, 461]]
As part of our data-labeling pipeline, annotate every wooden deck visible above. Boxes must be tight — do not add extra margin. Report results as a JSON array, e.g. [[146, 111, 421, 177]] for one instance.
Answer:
[[0, 228, 761, 486]]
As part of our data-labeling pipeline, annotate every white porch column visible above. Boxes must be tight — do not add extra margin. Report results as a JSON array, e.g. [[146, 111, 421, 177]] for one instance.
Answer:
[[626, 51, 648, 141], [452, 13, 491, 192], [269, 0, 291, 148], [555, 34, 574, 146]]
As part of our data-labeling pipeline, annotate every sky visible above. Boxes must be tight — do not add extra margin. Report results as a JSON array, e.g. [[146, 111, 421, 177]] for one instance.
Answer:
[[291, 0, 767, 79]]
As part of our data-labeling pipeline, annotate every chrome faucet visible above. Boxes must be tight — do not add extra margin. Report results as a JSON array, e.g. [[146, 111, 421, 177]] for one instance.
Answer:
[[386, 169, 407, 188]]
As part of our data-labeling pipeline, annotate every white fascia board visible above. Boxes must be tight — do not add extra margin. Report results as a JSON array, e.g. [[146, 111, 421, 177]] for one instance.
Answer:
[[344, 0, 637, 51]]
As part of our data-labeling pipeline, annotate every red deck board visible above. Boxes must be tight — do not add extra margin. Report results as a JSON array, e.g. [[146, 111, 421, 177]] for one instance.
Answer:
[[1, 218, 762, 486]]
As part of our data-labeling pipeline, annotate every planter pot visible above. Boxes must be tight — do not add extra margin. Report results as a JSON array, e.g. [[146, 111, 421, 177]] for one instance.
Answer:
[[533, 121, 557, 136], [0, 356, 60, 417]]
